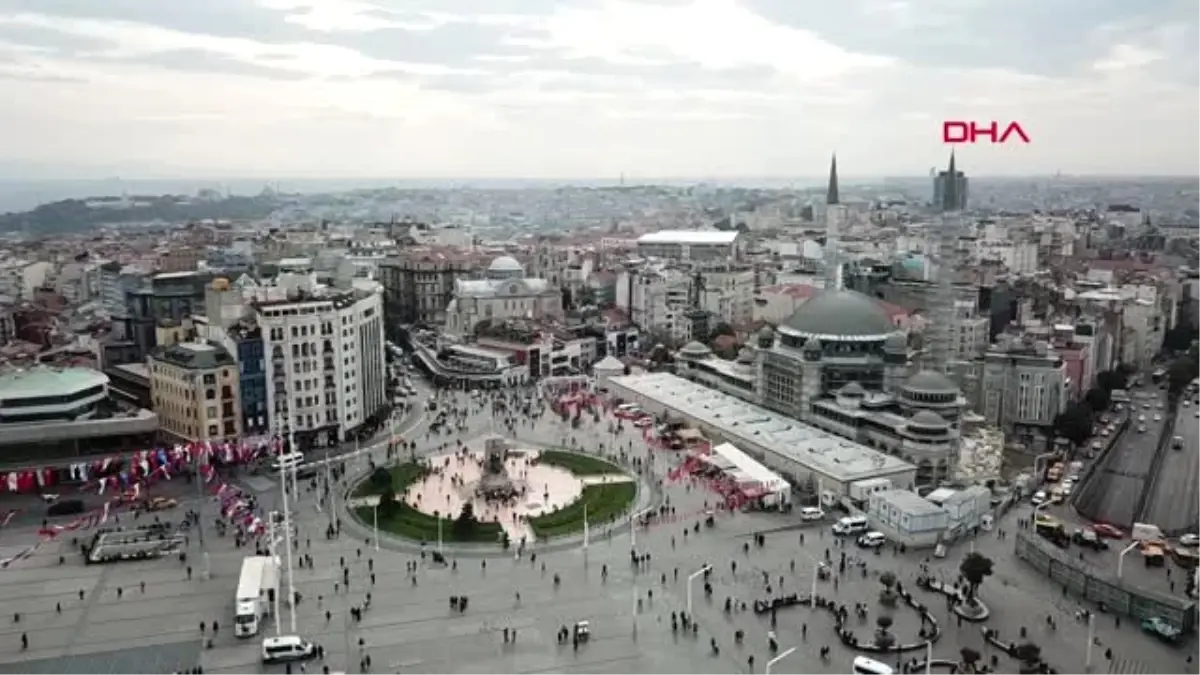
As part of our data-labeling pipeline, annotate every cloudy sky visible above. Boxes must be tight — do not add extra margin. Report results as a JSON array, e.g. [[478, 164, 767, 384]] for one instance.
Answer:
[[0, 0, 1195, 179]]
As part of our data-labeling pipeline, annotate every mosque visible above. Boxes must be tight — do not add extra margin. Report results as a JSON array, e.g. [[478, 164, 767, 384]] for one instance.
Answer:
[[676, 156, 967, 487]]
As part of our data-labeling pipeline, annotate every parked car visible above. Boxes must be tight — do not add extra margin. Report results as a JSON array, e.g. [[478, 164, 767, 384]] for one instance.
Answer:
[[1092, 523, 1125, 539], [1141, 616, 1181, 643], [856, 531, 887, 549], [1178, 533, 1200, 548], [1072, 529, 1109, 551]]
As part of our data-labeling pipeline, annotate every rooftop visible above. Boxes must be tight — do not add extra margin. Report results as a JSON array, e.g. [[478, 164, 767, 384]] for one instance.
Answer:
[[0, 367, 108, 401], [608, 372, 914, 483], [150, 341, 236, 370], [637, 230, 740, 246], [873, 489, 946, 515]]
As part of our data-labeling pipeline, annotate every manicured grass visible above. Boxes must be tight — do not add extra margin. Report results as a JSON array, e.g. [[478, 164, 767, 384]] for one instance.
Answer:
[[528, 482, 637, 539], [351, 462, 503, 544], [538, 450, 622, 475], [355, 504, 503, 544]]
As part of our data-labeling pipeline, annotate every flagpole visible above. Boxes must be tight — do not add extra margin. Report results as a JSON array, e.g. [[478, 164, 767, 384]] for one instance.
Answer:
[[280, 427, 298, 633], [193, 444, 210, 581]]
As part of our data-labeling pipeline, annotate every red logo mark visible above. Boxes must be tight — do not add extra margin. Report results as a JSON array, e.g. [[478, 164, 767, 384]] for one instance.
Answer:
[[942, 121, 1030, 144]]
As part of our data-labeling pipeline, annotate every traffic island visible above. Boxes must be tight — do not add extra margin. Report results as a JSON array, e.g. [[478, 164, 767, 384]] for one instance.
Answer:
[[915, 576, 992, 622]]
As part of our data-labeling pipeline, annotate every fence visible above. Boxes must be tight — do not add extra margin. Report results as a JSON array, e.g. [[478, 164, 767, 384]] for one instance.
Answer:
[[1013, 531, 1196, 631]]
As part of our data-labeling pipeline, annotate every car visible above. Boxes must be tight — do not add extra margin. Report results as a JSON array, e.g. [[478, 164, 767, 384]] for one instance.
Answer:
[[856, 532, 887, 548], [1157, 402, 1165, 409], [1179, 533, 1200, 548], [1141, 616, 1181, 643], [1030, 490, 1047, 506], [1138, 414, 1146, 422], [143, 497, 178, 511], [799, 506, 825, 521], [1143, 403, 1152, 409], [1092, 523, 1125, 539], [1153, 414, 1162, 421], [633, 416, 654, 428], [1072, 528, 1109, 550], [261, 635, 318, 664]]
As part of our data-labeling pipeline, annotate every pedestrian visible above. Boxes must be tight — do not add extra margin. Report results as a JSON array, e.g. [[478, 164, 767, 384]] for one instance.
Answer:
[[140, 581, 146, 593], [55, 602, 61, 613], [212, 621, 218, 635], [187, 566, 193, 580], [78, 590, 85, 601], [20, 632, 27, 650], [117, 587, 123, 599], [200, 621, 206, 634]]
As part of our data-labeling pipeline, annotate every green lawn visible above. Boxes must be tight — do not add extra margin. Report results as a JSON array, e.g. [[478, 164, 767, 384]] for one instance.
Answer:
[[351, 462, 503, 544], [537, 450, 622, 475], [528, 482, 637, 539]]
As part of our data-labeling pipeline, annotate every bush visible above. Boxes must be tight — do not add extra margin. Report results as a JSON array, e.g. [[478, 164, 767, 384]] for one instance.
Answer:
[[353, 462, 502, 544], [538, 450, 622, 475]]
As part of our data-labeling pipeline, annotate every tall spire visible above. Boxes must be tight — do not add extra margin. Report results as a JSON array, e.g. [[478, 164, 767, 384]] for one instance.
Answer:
[[823, 152, 841, 291], [941, 150, 958, 212], [826, 153, 840, 206]]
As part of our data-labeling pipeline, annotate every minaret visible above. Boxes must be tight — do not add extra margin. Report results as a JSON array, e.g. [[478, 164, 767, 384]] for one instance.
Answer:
[[822, 153, 841, 291], [927, 151, 961, 372]]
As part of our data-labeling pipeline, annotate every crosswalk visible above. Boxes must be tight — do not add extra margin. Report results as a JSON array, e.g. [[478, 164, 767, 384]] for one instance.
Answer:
[[1108, 658, 1149, 674]]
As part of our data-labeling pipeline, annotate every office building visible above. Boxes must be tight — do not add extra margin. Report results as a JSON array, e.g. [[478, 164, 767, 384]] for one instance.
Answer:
[[933, 167, 969, 211], [149, 340, 242, 442], [980, 335, 1068, 451], [636, 231, 742, 263]]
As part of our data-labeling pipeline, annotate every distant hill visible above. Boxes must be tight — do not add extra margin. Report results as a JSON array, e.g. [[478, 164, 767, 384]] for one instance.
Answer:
[[0, 194, 282, 234]]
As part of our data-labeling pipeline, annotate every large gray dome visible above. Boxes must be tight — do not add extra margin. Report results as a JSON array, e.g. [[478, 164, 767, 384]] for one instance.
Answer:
[[909, 410, 949, 428], [779, 290, 895, 340], [487, 255, 524, 277]]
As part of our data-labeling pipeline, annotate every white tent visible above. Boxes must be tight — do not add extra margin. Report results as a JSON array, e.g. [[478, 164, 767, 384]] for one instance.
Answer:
[[594, 355, 626, 386]]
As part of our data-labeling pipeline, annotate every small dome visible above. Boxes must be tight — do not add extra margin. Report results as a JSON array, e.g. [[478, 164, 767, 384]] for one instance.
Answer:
[[903, 370, 959, 395], [487, 256, 524, 274], [884, 331, 908, 351], [678, 341, 712, 358], [839, 382, 866, 397], [736, 347, 755, 364], [909, 410, 949, 428], [803, 337, 823, 352], [757, 325, 775, 340]]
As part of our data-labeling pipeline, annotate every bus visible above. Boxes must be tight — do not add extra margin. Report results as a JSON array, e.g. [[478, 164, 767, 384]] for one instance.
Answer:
[[235, 556, 279, 638]]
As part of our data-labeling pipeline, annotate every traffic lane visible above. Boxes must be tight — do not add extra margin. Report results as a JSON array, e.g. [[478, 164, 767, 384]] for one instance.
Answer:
[[1073, 413, 1165, 527], [1038, 502, 1179, 598], [1141, 407, 1200, 534]]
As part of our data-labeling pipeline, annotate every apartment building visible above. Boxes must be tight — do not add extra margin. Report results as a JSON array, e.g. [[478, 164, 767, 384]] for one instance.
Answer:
[[980, 335, 1068, 451], [148, 340, 242, 441], [636, 231, 742, 263], [378, 250, 476, 332], [254, 288, 387, 450]]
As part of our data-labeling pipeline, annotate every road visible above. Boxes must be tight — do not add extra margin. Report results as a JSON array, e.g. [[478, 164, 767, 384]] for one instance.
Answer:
[[0, 382, 1194, 674], [1074, 389, 1171, 528], [1140, 399, 1200, 534]]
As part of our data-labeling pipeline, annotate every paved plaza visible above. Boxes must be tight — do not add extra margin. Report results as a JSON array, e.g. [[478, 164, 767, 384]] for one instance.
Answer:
[[0, 385, 1194, 673]]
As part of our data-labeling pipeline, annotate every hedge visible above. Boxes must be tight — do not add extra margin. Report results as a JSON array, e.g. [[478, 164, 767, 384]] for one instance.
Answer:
[[352, 462, 503, 543], [538, 450, 622, 475], [528, 482, 637, 538]]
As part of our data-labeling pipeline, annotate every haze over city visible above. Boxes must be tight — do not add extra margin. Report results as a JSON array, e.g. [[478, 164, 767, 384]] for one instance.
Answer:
[[0, 0, 1196, 180]]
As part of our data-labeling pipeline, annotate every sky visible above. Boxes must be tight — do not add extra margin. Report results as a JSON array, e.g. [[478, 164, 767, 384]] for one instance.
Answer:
[[0, 0, 1195, 180]]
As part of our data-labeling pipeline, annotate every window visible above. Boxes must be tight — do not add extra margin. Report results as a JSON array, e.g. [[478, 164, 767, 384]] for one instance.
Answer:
[[208, 424, 219, 437], [222, 385, 233, 399], [205, 388, 216, 400], [203, 374, 216, 385], [206, 406, 217, 418]]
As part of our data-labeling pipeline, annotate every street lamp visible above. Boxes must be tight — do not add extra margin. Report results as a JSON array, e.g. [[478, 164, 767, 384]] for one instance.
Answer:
[[371, 500, 380, 552], [765, 647, 795, 675], [266, 513, 282, 635], [1084, 611, 1096, 671], [278, 426, 298, 633], [630, 507, 653, 550], [1115, 540, 1140, 579], [924, 640, 933, 675], [685, 564, 711, 614]]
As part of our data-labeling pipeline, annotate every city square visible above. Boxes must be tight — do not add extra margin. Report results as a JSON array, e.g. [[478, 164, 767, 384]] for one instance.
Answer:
[[0, 385, 1192, 674]]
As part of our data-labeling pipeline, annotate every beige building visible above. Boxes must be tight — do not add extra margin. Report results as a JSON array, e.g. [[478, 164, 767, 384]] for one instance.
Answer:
[[149, 340, 242, 441]]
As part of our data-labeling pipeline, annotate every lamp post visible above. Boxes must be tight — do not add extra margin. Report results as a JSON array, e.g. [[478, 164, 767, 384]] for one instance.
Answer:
[[279, 425, 298, 633], [925, 640, 933, 675], [267, 513, 282, 635], [192, 447, 211, 580], [810, 564, 820, 603], [685, 564, 711, 614], [372, 501, 380, 552], [1084, 611, 1095, 671], [1115, 540, 1140, 579], [437, 513, 443, 554], [630, 507, 653, 550], [765, 647, 795, 675]]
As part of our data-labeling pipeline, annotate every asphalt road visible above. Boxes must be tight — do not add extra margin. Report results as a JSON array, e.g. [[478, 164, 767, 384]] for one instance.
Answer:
[[1140, 399, 1200, 534], [1074, 389, 1171, 528], [0, 383, 1194, 674]]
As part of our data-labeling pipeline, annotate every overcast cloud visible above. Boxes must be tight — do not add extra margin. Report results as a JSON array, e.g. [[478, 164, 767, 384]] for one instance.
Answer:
[[0, 0, 1194, 178]]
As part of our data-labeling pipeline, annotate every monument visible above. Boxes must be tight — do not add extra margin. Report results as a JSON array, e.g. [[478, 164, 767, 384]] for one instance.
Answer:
[[476, 435, 521, 501]]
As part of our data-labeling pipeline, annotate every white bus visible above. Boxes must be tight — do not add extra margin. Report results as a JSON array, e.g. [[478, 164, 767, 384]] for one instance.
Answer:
[[235, 556, 280, 638]]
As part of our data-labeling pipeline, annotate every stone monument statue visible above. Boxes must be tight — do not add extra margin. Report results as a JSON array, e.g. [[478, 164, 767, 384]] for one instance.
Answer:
[[476, 435, 519, 500]]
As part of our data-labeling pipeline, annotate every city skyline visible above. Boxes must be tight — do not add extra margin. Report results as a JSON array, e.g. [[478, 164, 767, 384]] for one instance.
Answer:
[[0, 0, 1196, 179]]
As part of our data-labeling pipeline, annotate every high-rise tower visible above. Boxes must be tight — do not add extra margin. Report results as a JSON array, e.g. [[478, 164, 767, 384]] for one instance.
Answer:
[[823, 153, 842, 291], [926, 151, 962, 372]]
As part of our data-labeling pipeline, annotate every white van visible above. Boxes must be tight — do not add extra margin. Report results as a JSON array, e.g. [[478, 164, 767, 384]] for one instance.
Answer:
[[799, 507, 825, 521], [853, 656, 895, 674], [833, 515, 868, 535], [261, 635, 316, 664]]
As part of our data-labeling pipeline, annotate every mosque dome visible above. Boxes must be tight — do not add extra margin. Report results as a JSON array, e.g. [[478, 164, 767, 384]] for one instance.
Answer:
[[487, 256, 524, 277], [909, 410, 950, 429], [902, 370, 959, 396], [779, 290, 895, 340], [678, 341, 712, 359]]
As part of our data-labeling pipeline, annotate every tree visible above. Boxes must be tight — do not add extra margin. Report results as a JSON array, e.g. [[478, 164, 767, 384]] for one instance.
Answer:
[[958, 647, 981, 674], [959, 552, 994, 608], [873, 615, 895, 650], [453, 502, 479, 538], [1083, 387, 1110, 412], [369, 467, 392, 492], [1053, 403, 1093, 448], [1013, 643, 1042, 673], [377, 488, 400, 519], [1096, 369, 1126, 392], [878, 571, 898, 607], [1167, 354, 1198, 400], [1163, 320, 1198, 353]]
